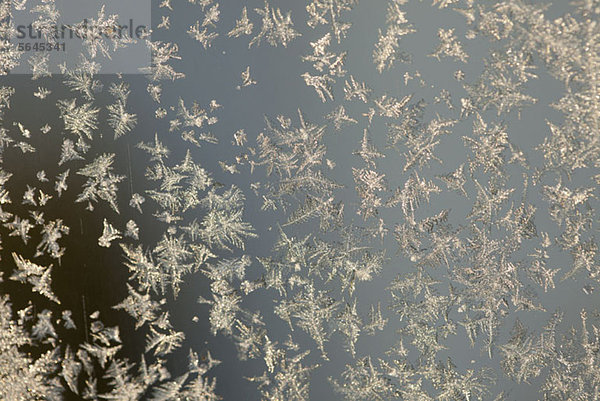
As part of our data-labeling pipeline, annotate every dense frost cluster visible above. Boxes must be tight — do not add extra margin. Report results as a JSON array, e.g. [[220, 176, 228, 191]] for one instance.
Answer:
[[1, 0, 600, 400]]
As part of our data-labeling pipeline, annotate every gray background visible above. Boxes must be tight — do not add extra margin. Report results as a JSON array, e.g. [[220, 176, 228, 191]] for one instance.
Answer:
[[2, 0, 599, 400]]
